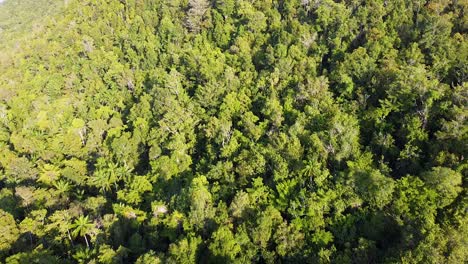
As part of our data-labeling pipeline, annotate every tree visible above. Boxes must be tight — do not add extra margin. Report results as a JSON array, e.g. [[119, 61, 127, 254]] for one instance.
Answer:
[[188, 176, 214, 229], [209, 225, 241, 262], [71, 215, 94, 248], [135, 251, 162, 264], [167, 236, 202, 263], [421, 167, 462, 208], [46, 210, 74, 247], [186, 0, 210, 33], [19, 209, 47, 248], [391, 176, 438, 247], [5, 248, 60, 264], [274, 221, 305, 258], [88, 158, 119, 194], [0, 209, 20, 254], [117, 175, 152, 205], [348, 153, 395, 209]]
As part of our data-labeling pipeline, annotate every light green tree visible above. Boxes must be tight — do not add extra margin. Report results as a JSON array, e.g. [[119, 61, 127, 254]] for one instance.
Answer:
[[71, 215, 94, 248]]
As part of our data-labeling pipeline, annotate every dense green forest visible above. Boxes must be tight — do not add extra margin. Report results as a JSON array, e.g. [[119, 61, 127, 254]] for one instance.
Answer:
[[0, 0, 64, 48], [0, 0, 466, 263]]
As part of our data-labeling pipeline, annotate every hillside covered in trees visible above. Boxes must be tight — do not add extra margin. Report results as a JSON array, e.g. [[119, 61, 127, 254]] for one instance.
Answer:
[[0, 0, 466, 263]]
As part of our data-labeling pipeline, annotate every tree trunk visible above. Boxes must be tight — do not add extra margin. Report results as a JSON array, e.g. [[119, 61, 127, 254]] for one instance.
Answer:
[[84, 235, 90, 248], [28, 231, 33, 248], [67, 229, 74, 247]]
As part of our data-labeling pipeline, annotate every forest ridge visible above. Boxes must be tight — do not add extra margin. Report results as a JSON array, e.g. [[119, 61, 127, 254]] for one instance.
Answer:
[[0, 0, 466, 263]]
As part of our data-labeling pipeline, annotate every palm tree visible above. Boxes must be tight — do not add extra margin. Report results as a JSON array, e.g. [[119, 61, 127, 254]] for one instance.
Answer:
[[71, 215, 94, 248], [90, 162, 121, 194], [116, 163, 133, 184], [106, 161, 120, 189], [90, 169, 114, 194], [54, 179, 71, 195], [301, 161, 315, 178]]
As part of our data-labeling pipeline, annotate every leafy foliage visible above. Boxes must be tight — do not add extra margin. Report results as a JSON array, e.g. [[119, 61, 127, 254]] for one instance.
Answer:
[[0, 0, 466, 262]]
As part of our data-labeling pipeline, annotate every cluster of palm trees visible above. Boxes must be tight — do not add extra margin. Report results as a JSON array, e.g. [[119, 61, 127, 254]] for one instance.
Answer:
[[88, 159, 133, 194]]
